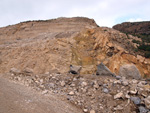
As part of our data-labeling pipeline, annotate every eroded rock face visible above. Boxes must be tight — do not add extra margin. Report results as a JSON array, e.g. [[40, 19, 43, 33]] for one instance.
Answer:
[[70, 28, 150, 78]]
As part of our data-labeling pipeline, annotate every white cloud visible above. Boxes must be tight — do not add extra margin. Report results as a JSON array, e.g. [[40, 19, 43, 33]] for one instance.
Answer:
[[127, 18, 144, 22], [0, 0, 149, 27]]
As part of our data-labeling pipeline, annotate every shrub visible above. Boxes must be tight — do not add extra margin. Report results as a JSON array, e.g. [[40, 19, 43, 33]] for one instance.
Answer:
[[134, 48, 138, 52], [132, 39, 140, 44], [145, 52, 150, 58], [138, 44, 150, 51]]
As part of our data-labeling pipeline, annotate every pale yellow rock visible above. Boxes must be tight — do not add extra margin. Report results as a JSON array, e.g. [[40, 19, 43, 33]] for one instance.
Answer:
[[90, 110, 96, 113], [137, 55, 145, 63], [114, 92, 124, 99], [145, 96, 150, 109]]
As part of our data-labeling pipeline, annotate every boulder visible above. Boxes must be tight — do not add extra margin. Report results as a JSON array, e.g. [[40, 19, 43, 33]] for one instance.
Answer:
[[103, 88, 109, 93], [69, 65, 82, 74], [114, 92, 124, 99], [130, 97, 141, 105], [96, 63, 115, 76], [23, 68, 33, 73], [10, 68, 21, 75], [119, 64, 141, 79], [138, 106, 149, 113], [22, 68, 34, 76]]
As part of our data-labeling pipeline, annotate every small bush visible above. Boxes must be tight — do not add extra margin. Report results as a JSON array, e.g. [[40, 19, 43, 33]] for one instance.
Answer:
[[138, 44, 150, 51], [145, 52, 150, 58], [132, 39, 140, 44], [134, 48, 138, 52], [137, 34, 150, 43]]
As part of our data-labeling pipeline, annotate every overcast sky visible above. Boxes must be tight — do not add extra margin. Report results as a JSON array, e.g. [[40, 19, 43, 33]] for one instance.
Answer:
[[0, 0, 150, 27]]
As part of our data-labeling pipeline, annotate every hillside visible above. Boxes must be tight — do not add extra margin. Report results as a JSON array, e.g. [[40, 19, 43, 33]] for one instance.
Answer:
[[0, 17, 97, 74], [0, 17, 150, 113], [113, 21, 150, 58], [113, 21, 150, 40], [0, 17, 150, 78]]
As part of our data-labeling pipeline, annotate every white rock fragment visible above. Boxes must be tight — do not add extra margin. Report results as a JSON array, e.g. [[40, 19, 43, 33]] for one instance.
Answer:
[[144, 96, 150, 109], [114, 80, 121, 84], [125, 94, 130, 99], [132, 79, 138, 84], [83, 109, 88, 112], [130, 89, 137, 95], [114, 92, 124, 99], [40, 79, 43, 83], [114, 105, 123, 110], [42, 90, 48, 95], [69, 91, 74, 96], [60, 81, 65, 87], [93, 83, 99, 89], [81, 82, 88, 87]]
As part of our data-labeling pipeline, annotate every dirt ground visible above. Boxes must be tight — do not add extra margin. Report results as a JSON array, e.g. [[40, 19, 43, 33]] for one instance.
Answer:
[[0, 75, 82, 113]]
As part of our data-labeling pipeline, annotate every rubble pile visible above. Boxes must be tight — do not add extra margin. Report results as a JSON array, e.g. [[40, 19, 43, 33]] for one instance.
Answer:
[[6, 68, 150, 113]]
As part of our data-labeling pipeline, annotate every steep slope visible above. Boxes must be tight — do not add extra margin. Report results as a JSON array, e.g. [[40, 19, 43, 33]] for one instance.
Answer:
[[0, 17, 150, 78]]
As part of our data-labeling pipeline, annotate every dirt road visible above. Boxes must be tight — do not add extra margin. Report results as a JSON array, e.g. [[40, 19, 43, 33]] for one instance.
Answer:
[[0, 76, 82, 113]]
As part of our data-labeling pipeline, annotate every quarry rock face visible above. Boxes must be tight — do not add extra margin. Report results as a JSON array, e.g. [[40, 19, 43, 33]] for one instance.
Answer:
[[0, 17, 150, 113], [0, 17, 150, 78], [70, 28, 150, 78]]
